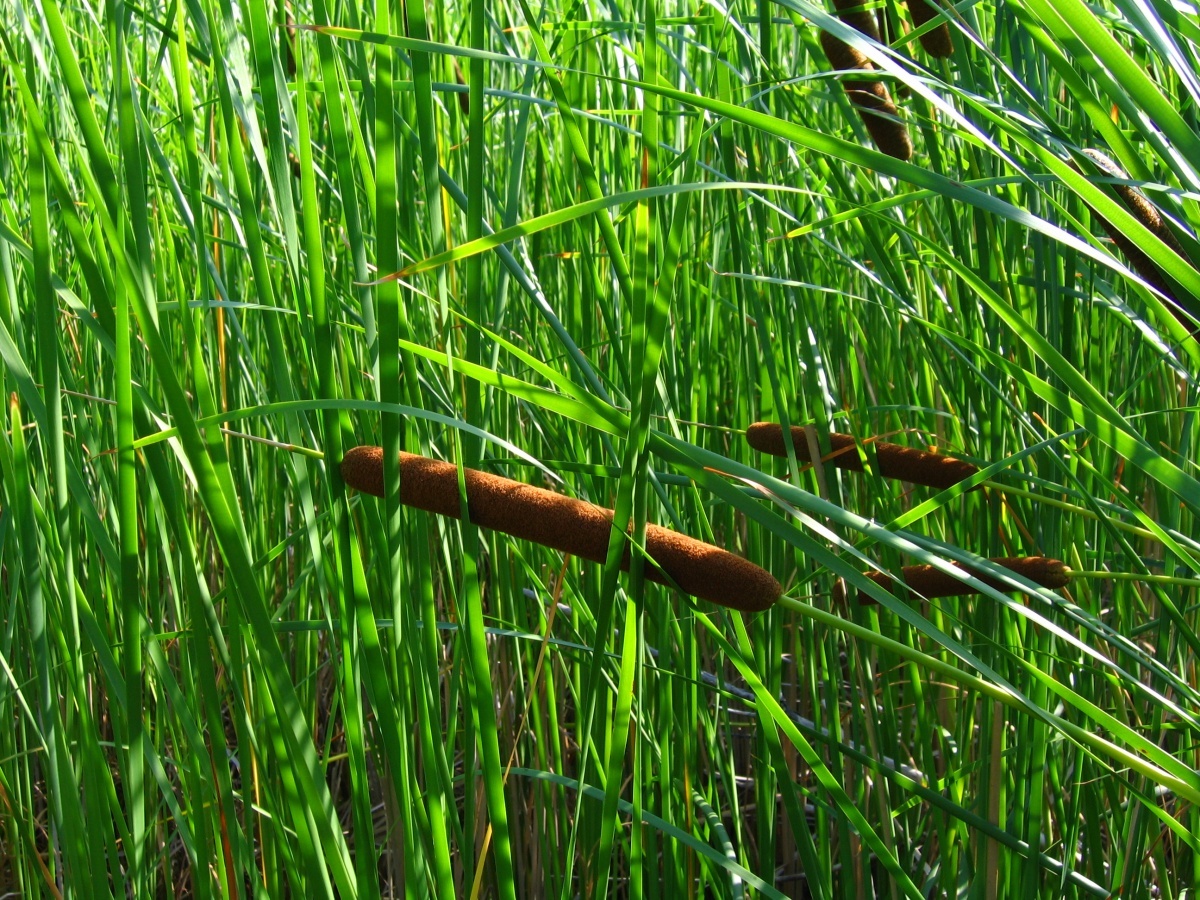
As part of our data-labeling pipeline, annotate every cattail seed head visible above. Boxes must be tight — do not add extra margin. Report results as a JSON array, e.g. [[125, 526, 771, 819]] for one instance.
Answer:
[[846, 82, 914, 161], [839, 556, 1069, 604], [904, 0, 953, 57], [284, 16, 298, 78], [819, 28, 873, 71], [829, 0, 884, 41], [819, 30, 914, 161], [453, 60, 471, 116], [1082, 150, 1190, 257], [341, 446, 782, 613], [1072, 150, 1198, 335], [747, 423, 979, 490]]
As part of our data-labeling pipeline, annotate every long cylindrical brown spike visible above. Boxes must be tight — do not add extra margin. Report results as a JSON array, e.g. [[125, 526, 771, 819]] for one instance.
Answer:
[[819, 14, 914, 161], [839, 556, 1069, 604], [1073, 150, 1199, 335], [453, 59, 471, 116], [341, 446, 783, 613], [1082, 150, 1187, 258], [904, 0, 953, 57], [829, 0, 884, 41], [747, 423, 979, 490]]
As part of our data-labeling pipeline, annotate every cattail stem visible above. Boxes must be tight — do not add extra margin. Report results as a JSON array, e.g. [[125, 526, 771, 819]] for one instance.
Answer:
[[747, 423, 978, 489], [777, 593, 1014, 703], [819, 4, 914, 161], [341, 446, 782, 612], [1068, 570, 1200, 588], [904, 0, 953, 57], [839, 556, 1069, 604], [984, 483, 1159, 543]]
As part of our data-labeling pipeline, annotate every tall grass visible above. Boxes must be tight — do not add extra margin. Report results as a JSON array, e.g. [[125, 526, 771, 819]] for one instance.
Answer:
[[1, 0, 1198, 894]]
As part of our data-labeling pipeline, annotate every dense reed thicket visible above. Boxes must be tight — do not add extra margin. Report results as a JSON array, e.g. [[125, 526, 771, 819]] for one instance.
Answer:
[[1, 0, 1199, 895]]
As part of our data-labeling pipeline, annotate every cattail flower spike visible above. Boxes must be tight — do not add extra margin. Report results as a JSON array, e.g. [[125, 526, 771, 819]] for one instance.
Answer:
[[342, 446, 782, 613], [838, 556, 1070, 604], [747, 423, 979, 490], [820, 0, 915, 161]]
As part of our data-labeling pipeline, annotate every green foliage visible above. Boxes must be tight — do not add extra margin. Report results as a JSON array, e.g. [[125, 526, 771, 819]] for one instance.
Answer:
[[0, 0, 1198, 894]]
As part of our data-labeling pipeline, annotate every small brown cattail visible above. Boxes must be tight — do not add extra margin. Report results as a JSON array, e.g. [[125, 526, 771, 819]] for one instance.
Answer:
[[1083, 150, 1186, 256], [746, 423, 979, 490], [904, 0, 953, 58], [819, 25, 914, 161], [341, 446, 782, 612], [284, 16, 298, 79], [837, 556, 1069, 604], [1074, 150, 1198, 333], [830, 0, 884, 40], [453, 60, 471, 116], [288, 152, 303, 180]]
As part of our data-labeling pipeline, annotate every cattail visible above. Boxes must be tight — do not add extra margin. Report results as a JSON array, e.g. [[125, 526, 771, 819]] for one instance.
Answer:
[[904, 0, 953, 58], [453, 60, 470, 116], [837, 556, 1069, 604], [746, 423, 978, 490], [1082, 150, 1186, 256], [284, 16, 298, 79], [830, 0, 883, 38], [820, 1, 914, 161], [1074, 149, 1198, 333], [341, 446, 782, 612]]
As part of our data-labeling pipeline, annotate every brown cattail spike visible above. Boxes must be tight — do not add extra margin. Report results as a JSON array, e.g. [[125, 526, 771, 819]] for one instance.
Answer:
[[904, 0, 953, 57], [1082, 150, 1186, 255], [830, 0, 884, 40], [747, 423, 979, 490], [819, 22, 914, 161], [1074, 149, 1199, 334], [453, 60, 471, 116], [844, 556, 1069, 604], [341, 446, 782, 613], [284, 15, 298, 79]]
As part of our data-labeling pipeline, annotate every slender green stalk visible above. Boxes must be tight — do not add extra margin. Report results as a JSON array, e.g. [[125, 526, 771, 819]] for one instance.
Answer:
[[112, 10, 146, 891], [460, 0, 516, 893]]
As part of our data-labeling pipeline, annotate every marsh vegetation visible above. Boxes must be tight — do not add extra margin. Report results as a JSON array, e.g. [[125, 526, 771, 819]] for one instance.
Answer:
[[1, 0, 1199, 894]]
